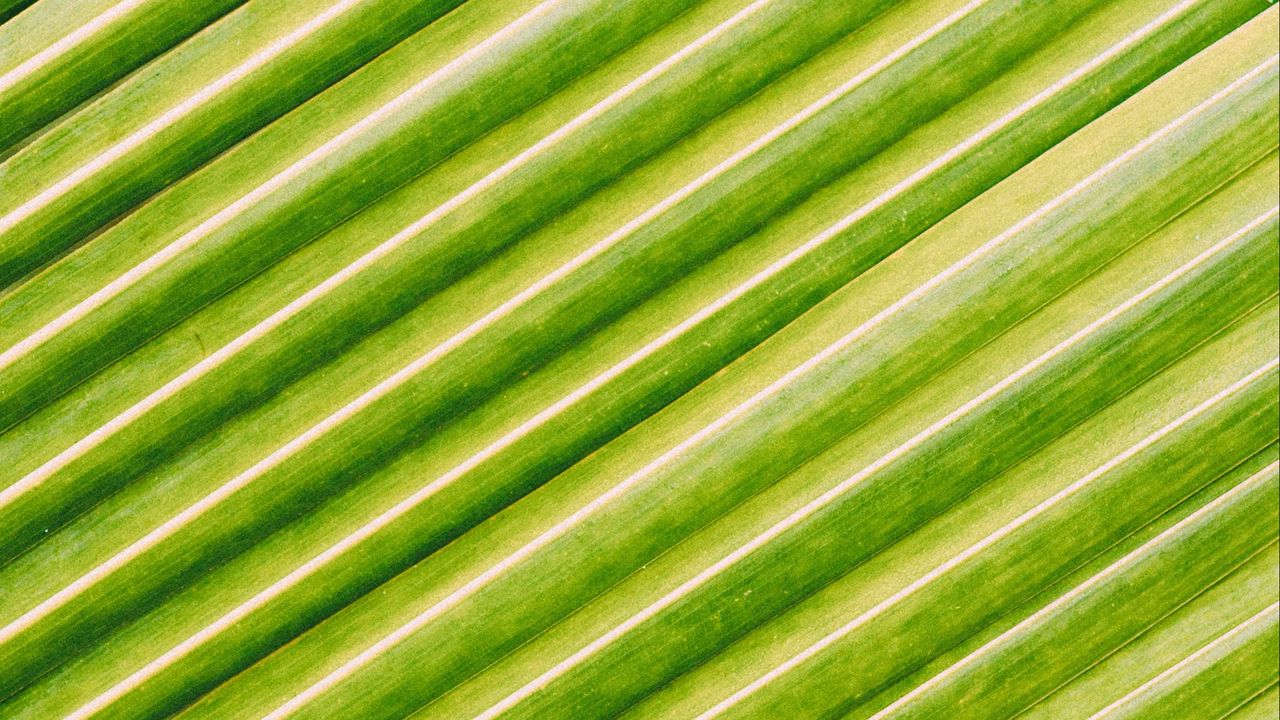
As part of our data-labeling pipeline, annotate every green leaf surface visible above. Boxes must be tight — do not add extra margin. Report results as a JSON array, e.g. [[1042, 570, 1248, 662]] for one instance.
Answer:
[[0, 0, 247, 154], [0, 0, 470, 282], [0, 1, 1275, 718]]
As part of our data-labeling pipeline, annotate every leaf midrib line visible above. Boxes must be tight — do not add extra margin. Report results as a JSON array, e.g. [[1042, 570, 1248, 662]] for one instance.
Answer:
[[49, 9, 1200, 715], [0, 0, 368, 235], [868, 461, 1280, 720], [694, 353, 1279, 720], [256, 51, 1278, 720], [1085, 601, 1280, 720], [38, 7, 1202, 716], [0, 0, 563, 373], [0, 0, 150, 95], [482, 209, 1280, 720], [0, 0, 992, 633]]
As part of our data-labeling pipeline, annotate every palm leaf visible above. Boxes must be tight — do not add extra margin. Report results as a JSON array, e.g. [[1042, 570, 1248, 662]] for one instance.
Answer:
[[0, 0, 1275, 718]]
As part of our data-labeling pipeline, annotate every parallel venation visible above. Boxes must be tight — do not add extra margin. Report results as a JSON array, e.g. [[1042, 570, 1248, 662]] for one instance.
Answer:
[[0, 1, 1275, 719]]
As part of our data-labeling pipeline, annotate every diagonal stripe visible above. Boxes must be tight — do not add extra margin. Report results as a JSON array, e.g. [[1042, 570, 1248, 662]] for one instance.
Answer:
[[49, 6, 1202, 715], [0, 0, 151, 96], [0, 0, 563, 372], [0, 0, 784, 509], [1087, 601, 1280, 719], [0, 0, 991, 647], [486, 210, 1280, 720], [0, 0, 368, 235], [868, 461, 1280, 720], [49, 2, 807, 715], [0, 0, 572, 510], [260, 50, 1277, 720], [697, 355, 1279, 719]]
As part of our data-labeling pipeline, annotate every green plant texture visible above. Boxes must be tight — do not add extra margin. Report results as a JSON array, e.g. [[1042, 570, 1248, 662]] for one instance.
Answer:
[[0, 0, 1276, 718]]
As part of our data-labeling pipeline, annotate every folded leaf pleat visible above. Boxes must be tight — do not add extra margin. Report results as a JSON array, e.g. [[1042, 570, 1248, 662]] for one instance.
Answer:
[[0, 0, 1275, 718]]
